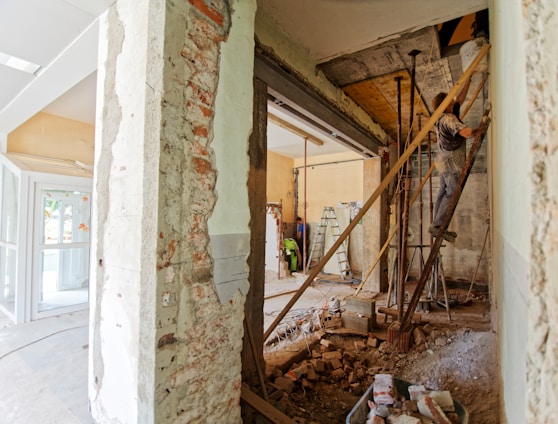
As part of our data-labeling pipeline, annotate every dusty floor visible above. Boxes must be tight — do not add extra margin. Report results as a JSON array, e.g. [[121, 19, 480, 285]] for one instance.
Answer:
[[256, 272, 499, 423]]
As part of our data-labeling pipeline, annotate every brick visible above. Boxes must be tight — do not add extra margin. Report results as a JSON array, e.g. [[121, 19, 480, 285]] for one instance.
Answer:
[[408, 385, 427, 401], [286, 364, 307, 381], [320, 339, 337, 350], [331, 368, 345, 381], [354, 340, 367, 351], [393, 415, 421, 424], [429, 391, 455, 412], [368, 337, 380, 348], [343, 351, 356, 362], [417, 396, 452, 424], [305, 364, 317, 381], [274, 376, 294, 393], [401, 400, 418, 413], [345, 296, 376, 315], [342, 312, 375, 334], [311, 359, 325, 373], [301, 378, 313, 389], [413, 327, 427, 345], [373, 374, 396, 405], [322, 350, 342, 361], [446, 413, 458, 424], [330, 357, 343, 370]]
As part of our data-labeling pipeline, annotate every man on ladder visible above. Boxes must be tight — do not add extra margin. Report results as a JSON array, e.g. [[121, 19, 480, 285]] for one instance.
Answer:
[[429, 76, 482, 243]]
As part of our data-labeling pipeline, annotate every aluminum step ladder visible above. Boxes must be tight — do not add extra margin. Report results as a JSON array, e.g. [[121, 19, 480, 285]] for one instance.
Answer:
[[306, 206, 352, 279]]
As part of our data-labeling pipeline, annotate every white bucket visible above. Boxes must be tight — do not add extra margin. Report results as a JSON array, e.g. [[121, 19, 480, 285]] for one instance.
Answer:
[[459, 37, 488, 73]]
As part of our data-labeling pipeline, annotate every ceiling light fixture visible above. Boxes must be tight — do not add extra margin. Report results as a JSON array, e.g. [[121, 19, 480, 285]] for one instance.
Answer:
[[0, 51, 41, 75]]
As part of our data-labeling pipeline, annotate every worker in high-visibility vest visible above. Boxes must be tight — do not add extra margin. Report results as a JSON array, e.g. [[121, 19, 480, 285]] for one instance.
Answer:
[[283, 238, 300, 274]]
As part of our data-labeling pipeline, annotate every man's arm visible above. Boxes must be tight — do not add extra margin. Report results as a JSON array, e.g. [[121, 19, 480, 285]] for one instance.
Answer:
[[458, 126, 479, 138]]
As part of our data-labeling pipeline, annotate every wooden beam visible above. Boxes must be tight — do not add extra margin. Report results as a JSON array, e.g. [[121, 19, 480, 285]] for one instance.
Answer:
[[268, 112, 324, 146], [241, 384, 297, 424]]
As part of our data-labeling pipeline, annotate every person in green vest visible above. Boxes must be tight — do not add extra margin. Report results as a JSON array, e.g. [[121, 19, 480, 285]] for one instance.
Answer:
[[283, 238, 300, 274]]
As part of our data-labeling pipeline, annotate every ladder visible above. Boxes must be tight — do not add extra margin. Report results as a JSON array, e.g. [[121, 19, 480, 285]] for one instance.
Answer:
[[306, 206, 352, 279], [401, 103, 492, 329]]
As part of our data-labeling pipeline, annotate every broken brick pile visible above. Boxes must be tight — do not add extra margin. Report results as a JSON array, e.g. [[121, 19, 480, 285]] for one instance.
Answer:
[[265, 322, 469, 423], [366, 373, 461, 424], [270, 338, 372, 398]]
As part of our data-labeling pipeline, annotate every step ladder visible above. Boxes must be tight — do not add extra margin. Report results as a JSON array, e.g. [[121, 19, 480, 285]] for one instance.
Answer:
[[306, 206, 352, 279], [401, 103, 492, 329]]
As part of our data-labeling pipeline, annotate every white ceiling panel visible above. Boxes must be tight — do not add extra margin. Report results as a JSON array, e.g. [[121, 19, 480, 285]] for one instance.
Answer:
[[257, 0, 488, 62]]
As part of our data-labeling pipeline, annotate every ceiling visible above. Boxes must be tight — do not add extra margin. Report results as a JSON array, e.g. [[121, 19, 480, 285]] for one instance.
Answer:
[[0, 0, 488, 159]]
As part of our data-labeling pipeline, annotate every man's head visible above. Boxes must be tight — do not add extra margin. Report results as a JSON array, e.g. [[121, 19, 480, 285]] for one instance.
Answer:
[[432, 92, 447, 110], [297, 216, 302, 222], [432, 93, 456, 113]]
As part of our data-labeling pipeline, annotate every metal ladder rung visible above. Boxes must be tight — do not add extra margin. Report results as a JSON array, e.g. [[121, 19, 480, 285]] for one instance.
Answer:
[[306, 206, 353, 280]]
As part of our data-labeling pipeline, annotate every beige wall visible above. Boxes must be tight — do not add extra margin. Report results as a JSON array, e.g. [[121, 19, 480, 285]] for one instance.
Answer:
[[8, 112, 95, 164], [266, 151, 295, 224], [294, 151, 364, 222]]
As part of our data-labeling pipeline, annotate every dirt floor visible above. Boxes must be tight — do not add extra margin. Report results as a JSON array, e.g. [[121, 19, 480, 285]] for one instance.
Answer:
[[254, 274, 499, 423]]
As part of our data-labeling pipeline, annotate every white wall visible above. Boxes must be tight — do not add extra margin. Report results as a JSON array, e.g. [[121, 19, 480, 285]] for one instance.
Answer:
[[491, 1, 530, 422]]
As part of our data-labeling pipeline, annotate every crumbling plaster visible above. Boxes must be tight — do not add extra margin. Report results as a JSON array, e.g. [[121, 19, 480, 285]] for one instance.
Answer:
[[90, 0, 255, 423], [522, 0, 558, 422]]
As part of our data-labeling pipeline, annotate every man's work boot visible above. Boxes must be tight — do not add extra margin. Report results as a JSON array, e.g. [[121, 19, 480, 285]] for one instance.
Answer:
[[429, 226, 457, 243]]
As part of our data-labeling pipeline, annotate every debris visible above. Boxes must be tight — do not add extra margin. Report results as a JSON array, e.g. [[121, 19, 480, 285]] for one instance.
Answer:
[[373, 374, 396, 405], [417, 395, 452, 424]]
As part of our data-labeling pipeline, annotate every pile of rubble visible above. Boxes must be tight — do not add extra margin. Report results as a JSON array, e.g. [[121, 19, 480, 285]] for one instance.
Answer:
[[264, 321, 469, 423], [365, 374, 462, 423]]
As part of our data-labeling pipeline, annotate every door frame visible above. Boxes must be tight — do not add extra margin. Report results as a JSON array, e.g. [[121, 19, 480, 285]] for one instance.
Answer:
[[29, 178, 93, 321]]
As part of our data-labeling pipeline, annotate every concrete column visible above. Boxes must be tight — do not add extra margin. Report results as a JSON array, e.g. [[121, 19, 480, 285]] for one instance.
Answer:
[[362, 156, 389, 292], [90, 1, 255, 423]]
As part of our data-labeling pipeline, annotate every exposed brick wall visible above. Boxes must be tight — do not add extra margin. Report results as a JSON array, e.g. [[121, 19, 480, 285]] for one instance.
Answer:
[[154, 1, 243, 422]]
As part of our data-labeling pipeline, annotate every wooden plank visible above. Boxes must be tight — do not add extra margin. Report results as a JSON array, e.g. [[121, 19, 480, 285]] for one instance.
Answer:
[[241, 384, 297, 424], [268, 112, 324, 146]]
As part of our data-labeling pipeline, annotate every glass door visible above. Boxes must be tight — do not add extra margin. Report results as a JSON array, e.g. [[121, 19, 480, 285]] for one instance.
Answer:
[[33, 187, 91, 318]]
